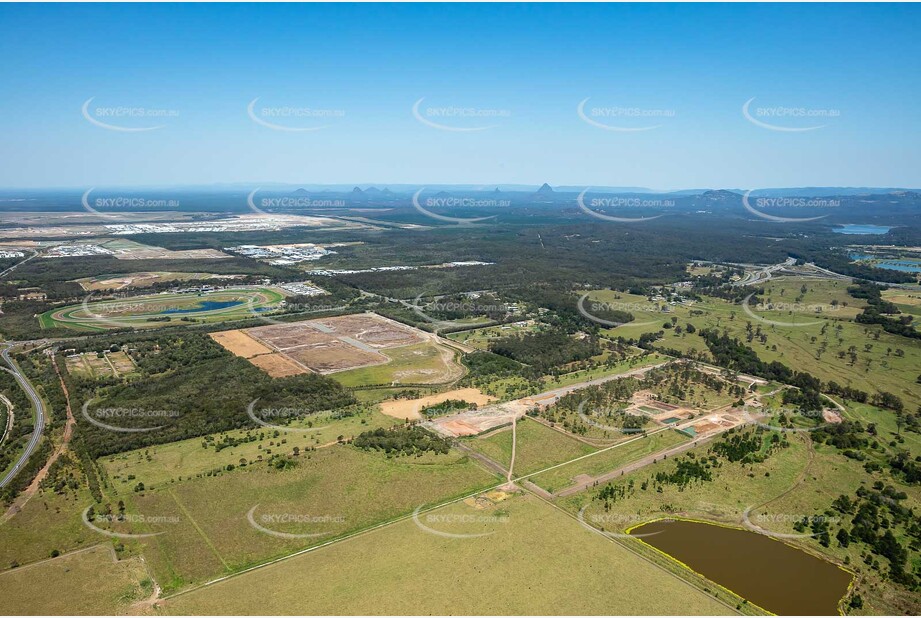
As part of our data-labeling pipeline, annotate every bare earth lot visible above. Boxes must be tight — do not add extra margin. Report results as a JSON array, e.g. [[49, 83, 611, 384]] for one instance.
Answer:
[[212, 313, 436, 377], [379, 387, 496, 420]]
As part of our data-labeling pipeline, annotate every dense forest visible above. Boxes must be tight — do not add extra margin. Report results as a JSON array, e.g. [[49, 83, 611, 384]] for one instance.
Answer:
[[66, 332, 355, 458]]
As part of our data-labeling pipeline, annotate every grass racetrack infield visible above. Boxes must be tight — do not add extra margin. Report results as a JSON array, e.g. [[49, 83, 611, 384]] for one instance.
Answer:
[[161, 493, 731, 615], [0, 545, 151, 615], [39, 287, 285, 331]]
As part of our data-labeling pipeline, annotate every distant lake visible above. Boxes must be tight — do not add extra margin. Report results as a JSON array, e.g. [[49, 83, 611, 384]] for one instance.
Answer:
[[834, 224, 891, 235], [164, 300, 243, 314], [630, 519, 853, 615], [850, 253, 921, 273]]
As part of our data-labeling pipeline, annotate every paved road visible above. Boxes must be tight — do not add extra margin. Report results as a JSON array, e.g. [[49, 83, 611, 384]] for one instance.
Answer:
[[732, 257, 796, 287], [0, 251, 36, 279], [0, 344, 46, 488]]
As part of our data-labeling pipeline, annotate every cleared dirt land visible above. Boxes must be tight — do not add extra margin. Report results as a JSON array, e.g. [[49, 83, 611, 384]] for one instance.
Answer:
[[208, 330, 273, 358], [213, 313, 457, 380], [247, 353, 307, 377], [64, 350, 136, 379], [161, 493, 730, 615], [75, 271, 241, 291], [380, 387, 496, 420]]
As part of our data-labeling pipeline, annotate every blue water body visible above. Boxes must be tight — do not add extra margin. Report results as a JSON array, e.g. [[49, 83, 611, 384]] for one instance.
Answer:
[[849, 253, 921, 273], [834, 224, 891, 235], [163, 300, 244, 314]]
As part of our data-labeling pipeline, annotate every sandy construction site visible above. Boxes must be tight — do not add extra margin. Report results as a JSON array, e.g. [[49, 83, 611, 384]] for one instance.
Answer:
[[210, 312, 433, 377], [380, 388, 496, 420]]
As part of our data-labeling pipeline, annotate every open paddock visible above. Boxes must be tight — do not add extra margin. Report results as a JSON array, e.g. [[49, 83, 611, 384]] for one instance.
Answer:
[[160, 493, 729, 615]]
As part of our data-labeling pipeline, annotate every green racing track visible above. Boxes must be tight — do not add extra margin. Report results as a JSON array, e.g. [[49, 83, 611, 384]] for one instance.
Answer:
[[39, 287, 287, 331]]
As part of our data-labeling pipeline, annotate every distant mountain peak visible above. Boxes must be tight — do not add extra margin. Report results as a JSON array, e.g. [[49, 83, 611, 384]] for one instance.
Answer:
[[292, 188, 310, 195], [537, 183, 554, 193], [699, 189, 740, 200], [351, 186, 363, 193]]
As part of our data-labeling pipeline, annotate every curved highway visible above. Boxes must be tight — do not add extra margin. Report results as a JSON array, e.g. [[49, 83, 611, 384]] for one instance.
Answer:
[[0, 344, 46, 488]]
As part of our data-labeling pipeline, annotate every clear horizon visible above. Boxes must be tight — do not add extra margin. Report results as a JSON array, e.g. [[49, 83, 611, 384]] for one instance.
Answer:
[[1, 3, 919, 189]]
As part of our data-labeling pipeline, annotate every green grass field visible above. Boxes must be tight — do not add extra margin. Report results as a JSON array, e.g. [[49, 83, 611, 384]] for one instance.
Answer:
[[39, 287, 286, 331], [0, 545, 151, 615], [332, 342, 462, 387], [118, 443, 497, 591], [530, 429, 690, 493], [586, 279, 921, 407], [466, 417, 597, 475], [161, 493, 732, 616], [99, 409, 403, 489], [446, 321, 542, 350], [0, 485, 102, 570]]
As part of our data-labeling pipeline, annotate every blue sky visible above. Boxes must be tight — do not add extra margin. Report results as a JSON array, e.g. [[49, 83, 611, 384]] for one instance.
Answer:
[[0, 3, 919, 190]]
